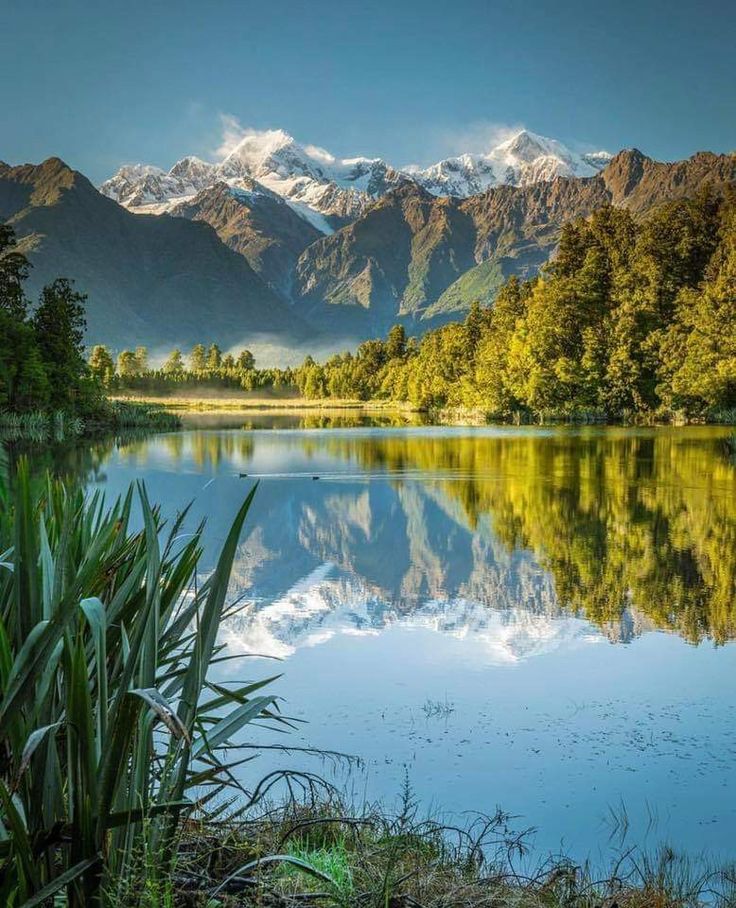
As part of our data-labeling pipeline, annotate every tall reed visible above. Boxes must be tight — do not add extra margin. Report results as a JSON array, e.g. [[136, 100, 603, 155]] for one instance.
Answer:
[[0, 460, 280, 906]]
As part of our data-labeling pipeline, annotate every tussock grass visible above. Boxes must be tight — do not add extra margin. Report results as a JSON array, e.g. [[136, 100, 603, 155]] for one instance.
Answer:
[[106, 400, 182, 431], [154, 791, 736, 908], [0, 408, 85, 442]]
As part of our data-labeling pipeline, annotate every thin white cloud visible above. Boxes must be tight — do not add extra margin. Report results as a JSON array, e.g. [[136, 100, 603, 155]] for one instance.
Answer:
[[302, 143, 336, 165], [213, 113, 252, 159], [435, 120, 526, 158]]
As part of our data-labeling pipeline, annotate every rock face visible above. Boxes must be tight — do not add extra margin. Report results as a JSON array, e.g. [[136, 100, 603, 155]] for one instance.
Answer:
[[292, 149, 736, 334], [0, 158, 305, 350], [601, 148, 736, 212], [169, 180, 322, 300]]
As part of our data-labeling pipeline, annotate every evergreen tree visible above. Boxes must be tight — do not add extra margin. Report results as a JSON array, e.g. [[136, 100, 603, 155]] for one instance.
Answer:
[[0, 225, 31, 320], [236, 349, 255, 371], [163, 349, 185, 376], [32, 278, 89, 410], [0, 316, 50, 411], [386, 324, 407, 360], [89, 345, 115, 388], [189, 344, 207, 372], [117, 350, 139, 380], [661, 211, 736, 410], [134, 346, 149, 373], [206, 343, 223, 371]]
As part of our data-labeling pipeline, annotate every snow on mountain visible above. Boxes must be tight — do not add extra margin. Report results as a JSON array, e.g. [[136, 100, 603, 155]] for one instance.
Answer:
[[100, 128, 611, 231], [100, 158, 216, 213], [220, 564, 602, 664], [406, 130, 612, 197]]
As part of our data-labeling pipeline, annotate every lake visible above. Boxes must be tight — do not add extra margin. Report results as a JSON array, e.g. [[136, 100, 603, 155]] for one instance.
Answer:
[[22, 416, 736, 866]]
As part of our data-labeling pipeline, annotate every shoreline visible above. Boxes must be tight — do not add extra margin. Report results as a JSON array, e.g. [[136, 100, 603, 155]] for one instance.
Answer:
[[111, 393, 422, 413], [111, 394, 736, 428]]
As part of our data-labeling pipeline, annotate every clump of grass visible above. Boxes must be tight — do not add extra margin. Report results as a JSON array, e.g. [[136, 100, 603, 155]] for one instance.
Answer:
[[0, 408, 85, 442], [422, 696, 455, 718], [278, 836, 355, 906], [1, 402, 179, 443], [172, 780, 735, 908], [709, 407, 736, 425]]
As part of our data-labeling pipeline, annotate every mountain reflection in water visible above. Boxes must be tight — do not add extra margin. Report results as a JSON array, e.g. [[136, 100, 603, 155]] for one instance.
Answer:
[[28, 422, 736, 647]]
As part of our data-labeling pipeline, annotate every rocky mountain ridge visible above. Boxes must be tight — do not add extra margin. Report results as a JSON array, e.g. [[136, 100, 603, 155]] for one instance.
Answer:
[[3, 143, 734, 349], [291, 148, 736, 333], [0, 157, 305, 349]]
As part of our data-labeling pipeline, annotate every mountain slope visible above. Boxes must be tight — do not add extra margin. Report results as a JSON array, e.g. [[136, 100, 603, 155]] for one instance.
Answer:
[[293, 183, 480, 334], [169, 180, 322, 299], [293, 149, 736, 333], [601, 148, 736, 212], [0, 158, 304, 350]]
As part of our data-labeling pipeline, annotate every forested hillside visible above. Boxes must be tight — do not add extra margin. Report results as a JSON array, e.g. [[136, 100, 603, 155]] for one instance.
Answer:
[[296, 191, 736, 419]]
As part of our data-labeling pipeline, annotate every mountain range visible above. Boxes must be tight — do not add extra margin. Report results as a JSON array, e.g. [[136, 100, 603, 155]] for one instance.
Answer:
[[2, 129, 735, 351], [100, 129, 613, 223]]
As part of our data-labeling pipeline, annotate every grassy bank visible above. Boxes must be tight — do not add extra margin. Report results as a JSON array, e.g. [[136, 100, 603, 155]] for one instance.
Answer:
[[167, 796, 736, 908], [0, 401, 181, 442], [112, 393, 736, 428]]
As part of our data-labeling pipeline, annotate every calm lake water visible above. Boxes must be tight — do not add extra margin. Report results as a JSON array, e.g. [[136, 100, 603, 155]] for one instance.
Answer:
[[22, 415, 736, 864]]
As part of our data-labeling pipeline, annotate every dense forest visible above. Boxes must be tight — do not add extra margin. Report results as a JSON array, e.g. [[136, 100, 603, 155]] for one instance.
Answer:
[[105, 192, 736, 421], [307, 190, 736, 419], [0, 225, 99, 415]]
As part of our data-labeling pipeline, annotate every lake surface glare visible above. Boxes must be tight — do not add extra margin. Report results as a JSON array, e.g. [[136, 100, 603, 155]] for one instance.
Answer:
[[52, 418, 736, 865]]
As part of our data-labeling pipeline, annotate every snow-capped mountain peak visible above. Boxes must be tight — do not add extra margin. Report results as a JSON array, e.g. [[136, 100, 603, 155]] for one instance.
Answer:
[[220, 129, 305, 177], [495, 129, 569, 163], [404, 129, 613, 197], [100, 127, 612, 228]]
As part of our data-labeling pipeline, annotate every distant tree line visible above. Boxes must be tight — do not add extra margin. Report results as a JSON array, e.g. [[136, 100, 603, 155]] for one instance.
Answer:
[[90, 342, 296, 395], [0, 226, 100, 415]]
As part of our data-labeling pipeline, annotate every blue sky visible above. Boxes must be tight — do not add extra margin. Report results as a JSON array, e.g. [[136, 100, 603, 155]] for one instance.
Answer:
[[1, 0, 734, 182]]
